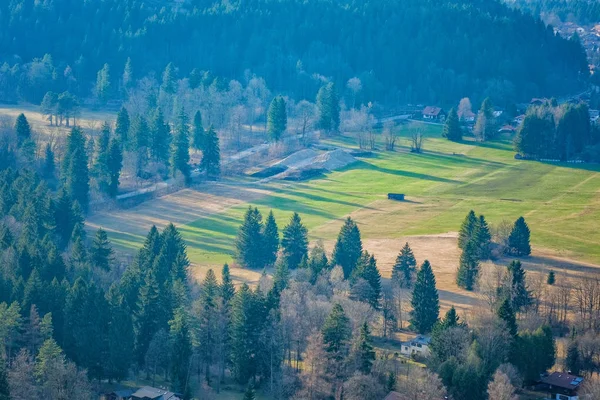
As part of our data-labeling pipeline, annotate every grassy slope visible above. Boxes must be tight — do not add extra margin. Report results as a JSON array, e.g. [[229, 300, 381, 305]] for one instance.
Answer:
[[181, 123, 600, 266], [98, 122, 600, 267]]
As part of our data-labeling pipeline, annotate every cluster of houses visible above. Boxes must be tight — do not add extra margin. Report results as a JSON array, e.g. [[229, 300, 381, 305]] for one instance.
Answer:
[[418, 95, 599, 135], [554, 22, 600, 70], [103, 386, 181, 400]]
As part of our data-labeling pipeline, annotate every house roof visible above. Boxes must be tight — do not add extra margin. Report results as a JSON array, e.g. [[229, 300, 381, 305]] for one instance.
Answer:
[[131, 386, 180, 400], [112, 389, 135, 397], [422, 106, 443, 116], [384, 391, 406, 400], [499, 125, 516, 132], [541, 372, 584, 391]]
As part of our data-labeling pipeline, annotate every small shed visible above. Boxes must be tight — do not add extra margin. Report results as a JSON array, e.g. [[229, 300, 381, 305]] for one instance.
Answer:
[[388, 193, 405, 201]]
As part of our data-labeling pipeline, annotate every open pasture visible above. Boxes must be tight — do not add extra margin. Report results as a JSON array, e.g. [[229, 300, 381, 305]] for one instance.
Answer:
[[87, 122, 600, 309]]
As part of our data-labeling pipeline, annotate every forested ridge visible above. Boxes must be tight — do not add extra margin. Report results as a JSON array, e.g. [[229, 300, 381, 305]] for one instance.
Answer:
[[507, 0, 600, 24], [0, 0, 588, 106]]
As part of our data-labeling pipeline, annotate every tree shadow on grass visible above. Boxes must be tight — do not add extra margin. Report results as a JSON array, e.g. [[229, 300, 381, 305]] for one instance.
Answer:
[[352, 160, 463, 184], [270, 185, 377, 211]]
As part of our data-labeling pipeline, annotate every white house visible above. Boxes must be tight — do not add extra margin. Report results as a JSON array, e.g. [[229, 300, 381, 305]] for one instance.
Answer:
[[400, 335, 431, 357]]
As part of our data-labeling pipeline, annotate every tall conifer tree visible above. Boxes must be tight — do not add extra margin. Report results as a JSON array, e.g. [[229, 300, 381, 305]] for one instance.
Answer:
[[200, 126, 220, 179], [281, 212, 308, 270], [391, 242, 417, 288], [262, 211, 279, 267], [410, 260, 440, 333], [332, 217, 363, 279]]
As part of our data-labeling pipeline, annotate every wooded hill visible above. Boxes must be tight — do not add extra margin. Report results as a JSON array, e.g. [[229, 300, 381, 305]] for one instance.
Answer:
[[0, 0, 589, 106]]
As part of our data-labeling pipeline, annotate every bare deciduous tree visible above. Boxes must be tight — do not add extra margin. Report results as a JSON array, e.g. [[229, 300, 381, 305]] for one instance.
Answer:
[[396, 367, 447, 400], [410, 127, 424, 153], [487, 370, 518, 400]]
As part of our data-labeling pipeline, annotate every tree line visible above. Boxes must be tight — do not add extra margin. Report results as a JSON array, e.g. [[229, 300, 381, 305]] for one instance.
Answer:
[[0, 0, 588, 107]]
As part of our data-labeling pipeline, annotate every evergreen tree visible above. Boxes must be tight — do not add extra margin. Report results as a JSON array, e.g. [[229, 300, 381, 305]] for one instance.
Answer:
[[267, 96, 287, 141], [221, 263, 235, 306], [200, 126, 220, 179], [547, 271, 555, 285], [132, 115, 150, 176], [565, 340, 581, 375], [43, 143, 55, 180], [308, 242, 329, 283], [122, 57, 133, 91], [96, 63, 111, 103], [169, 307, 192, 393], [507, 260, 531, 312], [507, 217, 531, 256], [357, 322, 375, 374], [316, 82, 340, 132], [161, 63, 177, 95], [243, 385, 256, 400], [474, 214, 492, 259], [150, 108, 171, 164], [0, 360, 8, 400], [235, 207, 265, 270], [63, 127, 90, 212], [332, 217, 363, 279], [458, 210, 477, 250], [262, 211, 279, 267], [497, 298, 518, 337], [171, 108, 191, 183], [95, 122, 111, 175], [15, 113, 32, 145], [322, 304, 351, 360], [456, 239, 480, 291], [281, 212, 308, 270], [192, 111, 204, 151], [386, 372, 396, 392], [197, 269, 219, 382], [90, 228, 114, 271], [443, 108, 462, 141], [410, 260, 440, 333], [107, 138, 123, 198], [391, 242, 417, 288], [134, 270, 161, 366], [106, 286, 134, 382], [115, 107, 130, 146], [353, 252, 382, 309]]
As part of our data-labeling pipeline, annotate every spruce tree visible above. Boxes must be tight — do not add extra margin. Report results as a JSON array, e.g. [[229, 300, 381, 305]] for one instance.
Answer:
[[230, 284, 263, 383], [281, 212, 308, 270], [547, 271, 555, 285], [458, 210, 478, 250], [322, 304, 351, 360], [95, 122, 111, 176], [221, 263, 235, 306], [391, 242, 417, 288], [267, 96, 287, 141], [134, 270, 161, 366], [107, 138, 123, 198], [565, 340, 581, 375], [63, 127, 90, 212], [456, 239, 480, 291], [161, 63, 177, 95], [169, 307, 192, 393], [497, 298, 518, 337], [507, 260, 531, 312], [410, 260, 440, 333], [192, 110, 204, 151], [353, 252, 382, 309], [0, 359, 9, 400], [507, 217, 531, 256], [332, 217, 363, 279], [357, 322, 375, 374], [15, 113, 32, 145], [132, 115, 149, 176], [43, 143, 55, 180], [316, 82, 340, 132], [150, 108, 171, 164], [443, 108, 462, 141], [262, 211, 279, 267], [243, 385, 256, 400], [200, 126, 220, 179], [115, 107, 130, 146], [474, 214, 492, 259], [235, 207, 264, 270], [171, 108, 191, 183], [90, 228, 114, 271]]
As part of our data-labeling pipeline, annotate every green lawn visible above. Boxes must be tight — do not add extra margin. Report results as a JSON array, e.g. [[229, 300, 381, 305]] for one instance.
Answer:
[[101, 122, 600, 267]]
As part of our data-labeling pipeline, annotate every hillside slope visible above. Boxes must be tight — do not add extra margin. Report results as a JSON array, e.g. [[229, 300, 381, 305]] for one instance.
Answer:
[[0, 0, 588, 105]]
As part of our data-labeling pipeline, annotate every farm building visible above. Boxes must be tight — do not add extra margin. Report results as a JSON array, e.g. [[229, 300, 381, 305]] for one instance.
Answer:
[[538, 371, 584, 400], [422, 106, 446, 122]]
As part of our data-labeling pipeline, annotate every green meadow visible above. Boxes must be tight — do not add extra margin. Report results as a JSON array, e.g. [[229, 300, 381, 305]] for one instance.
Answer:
[[95, 122, 600, 267]]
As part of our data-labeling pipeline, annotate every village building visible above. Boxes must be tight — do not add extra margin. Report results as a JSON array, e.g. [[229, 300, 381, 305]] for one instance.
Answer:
[[422, 106, 446, 122], [538, 371, 584, 400], [400, 335, 431, 357], [102, 386, 181, 400]]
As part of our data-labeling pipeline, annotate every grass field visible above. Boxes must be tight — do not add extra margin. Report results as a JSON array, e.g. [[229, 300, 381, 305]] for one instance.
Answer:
[[87, 121, 600, 309]]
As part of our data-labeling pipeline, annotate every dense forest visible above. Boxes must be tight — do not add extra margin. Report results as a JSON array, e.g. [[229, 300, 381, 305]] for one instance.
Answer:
[[0, 0, 589, 107], [506, 0, 600, 24]]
